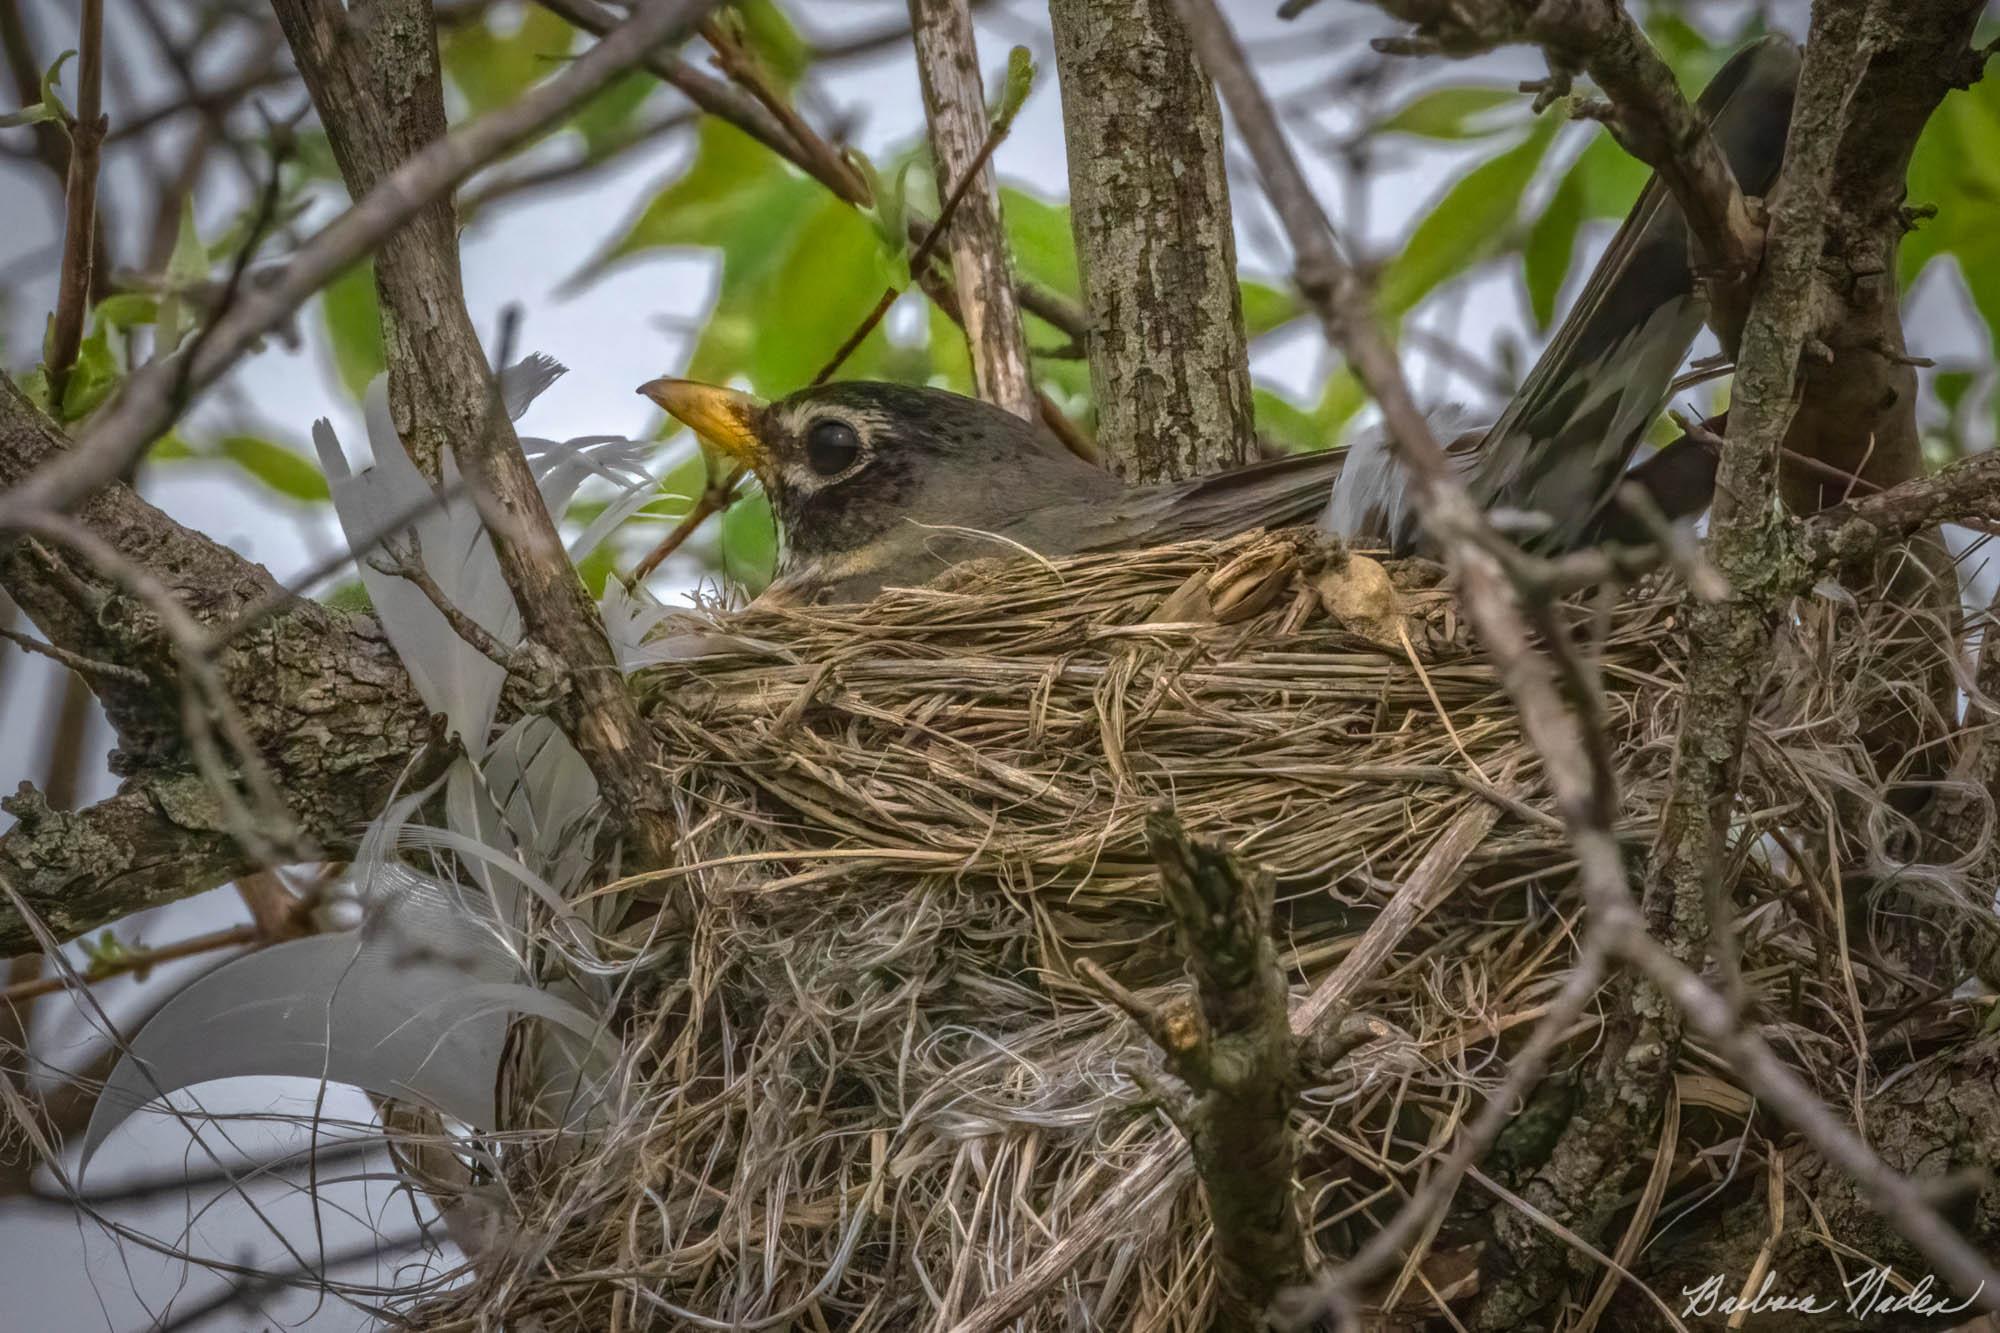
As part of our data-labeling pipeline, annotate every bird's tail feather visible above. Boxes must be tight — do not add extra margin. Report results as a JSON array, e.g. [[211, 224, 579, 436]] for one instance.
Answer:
[[1326, 34, 1802, 551]]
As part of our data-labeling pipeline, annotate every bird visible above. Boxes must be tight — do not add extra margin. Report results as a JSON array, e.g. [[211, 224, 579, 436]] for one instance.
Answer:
[[640, 37, 1800, 606]]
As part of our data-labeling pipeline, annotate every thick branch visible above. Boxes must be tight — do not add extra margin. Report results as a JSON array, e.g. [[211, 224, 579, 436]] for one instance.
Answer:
[[271, 0, 686, 872], [0, 378, 431, 955], [1799, 448, 2000, 570], [1049, 0, 1254, 482]]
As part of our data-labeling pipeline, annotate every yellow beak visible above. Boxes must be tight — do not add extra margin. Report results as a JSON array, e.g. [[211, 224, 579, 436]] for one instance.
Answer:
[[638, 378, 769, 472]]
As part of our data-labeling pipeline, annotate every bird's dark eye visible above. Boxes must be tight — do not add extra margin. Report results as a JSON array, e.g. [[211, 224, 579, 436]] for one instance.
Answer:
[[804, 420, 863, 477]]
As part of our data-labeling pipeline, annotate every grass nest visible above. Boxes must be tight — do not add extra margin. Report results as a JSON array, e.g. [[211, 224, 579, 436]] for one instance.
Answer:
[[416, 528, 1987, 1330]]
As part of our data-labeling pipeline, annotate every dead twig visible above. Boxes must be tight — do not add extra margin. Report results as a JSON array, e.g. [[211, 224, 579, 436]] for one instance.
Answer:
[[1085, 808, 1306, 1329]]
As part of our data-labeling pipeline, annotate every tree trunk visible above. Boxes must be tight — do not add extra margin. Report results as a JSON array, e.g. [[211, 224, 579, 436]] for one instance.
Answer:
[[1049, 0, 1254, 484]]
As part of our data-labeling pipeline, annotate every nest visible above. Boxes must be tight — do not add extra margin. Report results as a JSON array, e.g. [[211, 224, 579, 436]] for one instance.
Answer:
[[413, 529, 1983, 1330]]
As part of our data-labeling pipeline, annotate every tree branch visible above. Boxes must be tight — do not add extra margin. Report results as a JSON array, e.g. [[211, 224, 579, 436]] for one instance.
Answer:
[[1, 0, 720, 537], [1091, 809, 1305, 1329], [40, 0, 104, 405], [1799, 448, 2000, 570], [907, 0, 1035, 419], [1369, 0, 1760, 301], [271, 0, 691, 872], [0, 377, 432, 956]]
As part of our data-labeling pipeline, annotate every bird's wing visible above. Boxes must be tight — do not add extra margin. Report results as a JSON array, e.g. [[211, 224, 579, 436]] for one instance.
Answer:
[[1060, 445, 1349, 551], [1325, 34, 1801, 552]]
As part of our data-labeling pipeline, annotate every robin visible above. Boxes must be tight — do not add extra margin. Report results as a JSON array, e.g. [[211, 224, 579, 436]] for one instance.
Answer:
[[640, 37, 1798, 606]]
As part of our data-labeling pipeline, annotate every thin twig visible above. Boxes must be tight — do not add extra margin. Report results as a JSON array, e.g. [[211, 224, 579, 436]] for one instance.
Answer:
[[0, 625, 147, 686], [811, 107, 1014, 386], [368, 541, 511, 667], [626, 462, 746, 589], [0, 921, 269, 1005], [5, 0, 722, 534], [699, 15, 869, 203], [43, 0, 105, 404]]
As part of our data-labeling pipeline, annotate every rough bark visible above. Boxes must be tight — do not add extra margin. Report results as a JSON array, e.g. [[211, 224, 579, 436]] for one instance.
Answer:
[[1050, 0, 1254, 484], [0, 375, 432, 956], [272, 0, 680, 872], [908, 0, 1037, 421], [1604, 1046, 2000, 1332], [1118, 809, 1305, 1328]]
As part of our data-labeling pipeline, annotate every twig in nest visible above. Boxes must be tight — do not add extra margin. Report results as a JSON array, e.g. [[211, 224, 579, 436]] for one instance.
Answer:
[[1083, 806, 1307, 1328]]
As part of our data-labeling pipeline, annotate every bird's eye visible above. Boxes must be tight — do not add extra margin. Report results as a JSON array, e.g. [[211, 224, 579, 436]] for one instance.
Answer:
[[805, 420, 863, 477]]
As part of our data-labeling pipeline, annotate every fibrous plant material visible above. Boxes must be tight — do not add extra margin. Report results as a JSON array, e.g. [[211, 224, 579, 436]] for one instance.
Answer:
[[392, 529, 1991, 1330]]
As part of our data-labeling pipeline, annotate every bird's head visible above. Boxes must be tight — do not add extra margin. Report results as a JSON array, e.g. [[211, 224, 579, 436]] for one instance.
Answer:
[[638, 377, 1091, 571]]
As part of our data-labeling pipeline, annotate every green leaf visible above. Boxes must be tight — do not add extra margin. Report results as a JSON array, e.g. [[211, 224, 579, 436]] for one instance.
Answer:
[[993, 46, 1036, 132], [59, 325, 119, 422], [741, 193, 896, 391], [212, 435, 330, 502], [1374, 86, 1521, 140], [856, 150, 916, 279], [14, 366, 51, 415], [1901, 75, 2000, 346], [1253, 369, 1364, 453], [156, 200, 209, 357], [1240, 280, 1301, 339], [581, 118, 809, 283], [927, 299, 975, 397], [1642, 9, 1728, 92], [1377, 115, 1559, 318], [0, 100, 58, 129], [1570, 129, 1650, 221], [321, 260, 385, 399], [569, 70, 657, 156], [1000, 186, 1080, 299], [324, 580, 374, 614], [1935, 368, 1976, 417], [719, 490, 777, 591], [736, 0, 810, 88], [1523, 161, 1585, 330], [442, 6, 573, 117], [148, 430, 195, 460], [91, 293, 158, 333], [0, 49, 65, 127]]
